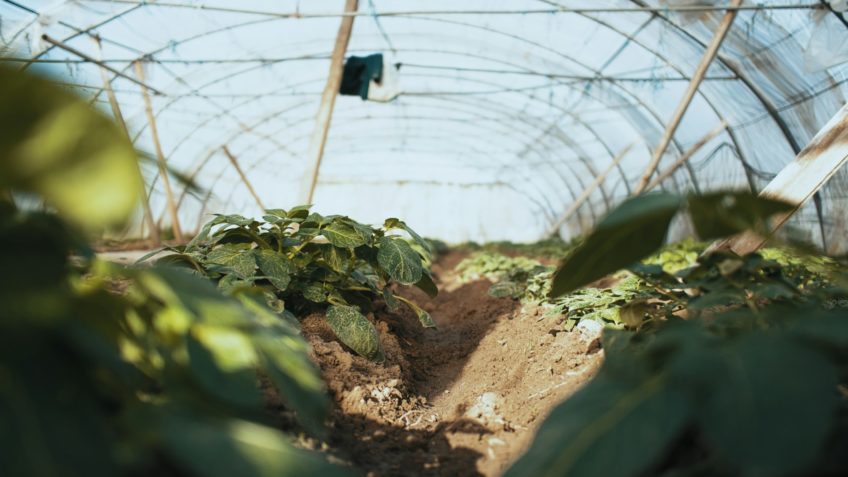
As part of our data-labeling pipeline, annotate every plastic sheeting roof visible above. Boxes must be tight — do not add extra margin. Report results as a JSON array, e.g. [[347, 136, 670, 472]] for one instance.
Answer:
[[2, 1, 847, 248]]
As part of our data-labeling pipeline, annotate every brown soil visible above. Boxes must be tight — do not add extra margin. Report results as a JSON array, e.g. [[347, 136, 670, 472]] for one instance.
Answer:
[[298, 251, 604, 476]]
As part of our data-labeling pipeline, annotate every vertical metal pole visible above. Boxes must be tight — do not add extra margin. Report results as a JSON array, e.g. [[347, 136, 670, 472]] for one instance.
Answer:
[[134, 60, 184, 242], [93, 37, 161, 246], [299, 0, 359, 205], [634, 0, 742, 194], [222, 146, 266, 211]]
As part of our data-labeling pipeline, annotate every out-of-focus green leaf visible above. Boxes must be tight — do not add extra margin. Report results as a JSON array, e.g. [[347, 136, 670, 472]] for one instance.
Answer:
[[377, 237, 423, 285], [505, 372, 690, 477], [696, 335, 838, 476], [159, 410, 350, 477], [550, 193, 682, 297], [325, 305, 384, 361], [0, 65, 141, 229], [687, 192, 794, 240], [186, 327, 262, 411]]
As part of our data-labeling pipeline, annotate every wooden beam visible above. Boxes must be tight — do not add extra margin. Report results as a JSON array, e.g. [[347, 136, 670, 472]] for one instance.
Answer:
[[42, 35, 165, 96], [299, 0, 359, 205], [643, 120, 728, 193], [712, 102, 848, 255], [222, 145, 266, 211], [634, 0, 741, 194], [134, 61, 184, 242], [546, 142, 636, 238], [93, 37, 161, 246]]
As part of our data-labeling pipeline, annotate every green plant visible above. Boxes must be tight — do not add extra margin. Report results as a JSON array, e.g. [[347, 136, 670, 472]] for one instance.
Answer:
[[0, 63, 348, 476], [148, 212, 438, 361], [507, 191, 848, 477], [454, 250, 552, 299]]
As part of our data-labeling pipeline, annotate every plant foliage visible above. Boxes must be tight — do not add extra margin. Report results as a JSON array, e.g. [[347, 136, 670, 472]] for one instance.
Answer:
[[148, 211, 437, 360], [0, 64, 349, 476], [507, 191, 848, 477]]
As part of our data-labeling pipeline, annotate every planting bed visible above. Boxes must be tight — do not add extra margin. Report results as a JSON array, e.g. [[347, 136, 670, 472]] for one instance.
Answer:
[[283, 251, 603, 476]]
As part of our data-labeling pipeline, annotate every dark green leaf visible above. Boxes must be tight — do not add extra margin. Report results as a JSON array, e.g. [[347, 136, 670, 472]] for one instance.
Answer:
[[414, 272, 439, 298], [687, 192, 793, 241], [207, 244, 256, 279], [322, 221, 367, 248], [377, 237, 424, 285], [186, 329, 262, 410], [696, 335, 838, 476], [254, 249, 292, 291], [159, 410, 349, 477], [506, 372, 690, 477], [550, 193, 682, 297], [325, 305, 385, 361]]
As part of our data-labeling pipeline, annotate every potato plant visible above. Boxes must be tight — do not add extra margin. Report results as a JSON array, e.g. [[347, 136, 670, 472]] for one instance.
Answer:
[[507, 191, 848, 477], [150, 212, 438, 361]]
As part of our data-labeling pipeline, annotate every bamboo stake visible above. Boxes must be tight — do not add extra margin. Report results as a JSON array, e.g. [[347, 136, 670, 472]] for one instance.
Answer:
[[634, 0, 741, 194], [643, 120, 728, 193], [299, 0, 359, 205], [222, 145, 266, 211], [93, 37, 161, 246], [546, 142, 636, 238], [134, 60, 184, 242]]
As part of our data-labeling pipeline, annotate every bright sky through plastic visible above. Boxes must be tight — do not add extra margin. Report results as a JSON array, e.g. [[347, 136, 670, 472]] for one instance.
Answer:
[[1, 0, 846, 247]]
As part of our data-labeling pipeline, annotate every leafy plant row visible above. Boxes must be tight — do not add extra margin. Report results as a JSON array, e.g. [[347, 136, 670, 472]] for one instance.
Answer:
[[145, 210, 438, 361], [507, 191, 848, 477], [0, 63, 350, 476]]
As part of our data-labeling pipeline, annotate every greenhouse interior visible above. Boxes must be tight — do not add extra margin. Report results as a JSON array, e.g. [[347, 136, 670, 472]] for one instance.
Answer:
[[1, 1, 848, 476]]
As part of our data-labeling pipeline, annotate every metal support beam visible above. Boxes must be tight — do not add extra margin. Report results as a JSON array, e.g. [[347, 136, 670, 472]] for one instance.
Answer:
[[299, 0, 358, 205], [93, 37, 161, 246], [643, 121, 728, 192], [222, 145, 265, 211], [546, 142, 636, 238], [713, 102, 848, 255], [634, 0, 742, 193], [134, 60, 184, 242]]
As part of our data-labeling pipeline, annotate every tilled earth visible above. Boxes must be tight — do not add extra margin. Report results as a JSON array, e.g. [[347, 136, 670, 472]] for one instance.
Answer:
[[296, 251, 604, 476]]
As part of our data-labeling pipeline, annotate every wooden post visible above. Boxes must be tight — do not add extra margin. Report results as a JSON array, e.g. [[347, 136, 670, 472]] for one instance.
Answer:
[[634, 0, 741, 194], [546, 142, 636, 238], [134, 60, 184, 242], [93, 37, 161, 246], [222, 145, 266, 211], [643, 120, 728, 193], [711, 102, 848, 255], [299, 0, 359, 205]]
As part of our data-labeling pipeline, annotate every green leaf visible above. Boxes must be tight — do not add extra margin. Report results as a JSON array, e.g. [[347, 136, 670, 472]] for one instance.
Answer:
[[414, 272, 439, 298], [0, 65, 142, 229], [322, 221, 367, 248], [488, 281, 524, 298], [687, 192, 794, 241], [550, 193, 682, 297], [254, 249, 292, 291], [159, 410, 350, 477], [384, 218, 431, 253], [325, 305, 385, 361], [207, 244, 257, 279], [396, 295, 437, 328], [695, 335, 839, 476], [377, 237, 424, 285], [186, 328, 263, 410], [506, 372, 690, 477], [321, 245, 351, 273]]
